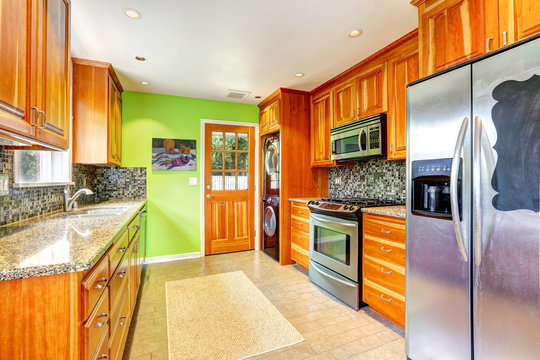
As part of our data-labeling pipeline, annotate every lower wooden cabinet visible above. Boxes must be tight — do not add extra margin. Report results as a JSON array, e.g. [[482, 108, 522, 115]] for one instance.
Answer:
[[362, 212, 406, 328], [290, 201, 310, 270]]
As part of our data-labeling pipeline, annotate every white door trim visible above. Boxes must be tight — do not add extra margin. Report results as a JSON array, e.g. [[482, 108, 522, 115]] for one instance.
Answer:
[[200, 119, 260, 256]]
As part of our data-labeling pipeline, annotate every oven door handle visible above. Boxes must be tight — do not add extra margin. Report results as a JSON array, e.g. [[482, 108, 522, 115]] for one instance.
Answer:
[[311, 262, 356, 288], [310, 214, 357, 228]]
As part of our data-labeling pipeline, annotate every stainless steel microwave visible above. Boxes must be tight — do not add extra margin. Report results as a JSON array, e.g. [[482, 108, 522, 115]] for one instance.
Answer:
[[330, 113, 387, 161]]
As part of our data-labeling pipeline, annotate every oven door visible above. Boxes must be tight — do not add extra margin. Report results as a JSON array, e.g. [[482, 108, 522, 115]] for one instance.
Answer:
[[309, 213, 359, 282]]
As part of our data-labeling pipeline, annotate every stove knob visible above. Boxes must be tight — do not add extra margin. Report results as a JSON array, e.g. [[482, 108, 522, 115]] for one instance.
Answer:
[[314, 201, 319, 205], [343, 206, 348, 210]]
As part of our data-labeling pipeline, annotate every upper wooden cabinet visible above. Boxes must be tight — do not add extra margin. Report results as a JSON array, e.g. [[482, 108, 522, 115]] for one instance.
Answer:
[[311, 90, 334, 167], [487, 0, 540, 50], [332, 78, 357, 127], [356, 62, 388, 119], [259, 99, 280, 135], [72, 58, 123, 166], [0, 0, 70, 150], [387, 34, 419, 161], [414, 0, 486, 77]]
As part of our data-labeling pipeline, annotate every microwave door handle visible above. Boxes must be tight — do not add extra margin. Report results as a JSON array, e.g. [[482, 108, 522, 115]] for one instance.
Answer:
[[451, 117, 469, 263], [310, 261, 356, 288], [310, 214, 357, 228]]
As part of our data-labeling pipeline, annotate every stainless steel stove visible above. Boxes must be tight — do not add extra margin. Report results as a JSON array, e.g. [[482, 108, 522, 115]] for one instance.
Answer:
[[307, 197, 399, 310]]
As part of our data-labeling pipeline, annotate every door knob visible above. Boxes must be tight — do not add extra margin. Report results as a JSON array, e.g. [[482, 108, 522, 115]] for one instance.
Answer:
[[206, 185, 211, 190], [206, 194, 211, 199]]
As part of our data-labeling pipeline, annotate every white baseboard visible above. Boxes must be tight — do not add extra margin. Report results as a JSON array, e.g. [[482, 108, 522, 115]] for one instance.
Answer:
[[144, 252, 201, 264]]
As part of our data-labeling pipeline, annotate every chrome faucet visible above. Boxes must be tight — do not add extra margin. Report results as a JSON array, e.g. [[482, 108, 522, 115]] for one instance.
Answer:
[[64, 186, 94, 212]]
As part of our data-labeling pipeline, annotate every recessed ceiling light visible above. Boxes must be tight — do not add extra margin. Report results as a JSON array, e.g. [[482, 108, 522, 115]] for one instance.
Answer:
[[124, 8, 141, 19], [348, 29, 363, 38], [135, 56, 146, 61], [140, 81, 151, 86], [295, 73, 305, 78]]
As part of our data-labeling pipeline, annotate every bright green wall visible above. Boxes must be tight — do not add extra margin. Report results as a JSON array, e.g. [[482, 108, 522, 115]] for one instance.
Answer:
[[121, 91, 259, 258]]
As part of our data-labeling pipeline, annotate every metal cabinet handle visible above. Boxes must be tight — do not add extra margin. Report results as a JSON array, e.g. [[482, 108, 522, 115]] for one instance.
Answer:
[[297, 235, 303, 239], [38, 110, 47, 129], [381, 294, 392, 302], [356, 108, 360, 118], [311, 261, 356, 288], [486, 36, 494, 52], [381, 246, 392, 253], [297, 211, 303, 214], [206, 194, 211, 199], [118, 246, 127, 253], [381, 267, 392, 275], [380, 228, 392, 234], [94, 277, 108, 289], [119, 315, 127, 326], [133, 225, 140, 230], [297, 222, 303, 226], [389, 143, 394, 154], [97, 354, 108, 359], [95, 312, 108, 327], [451, 117, 469, 262], [117, 270, 127, 279], [502, 31, 507, 46], [311, 214, 357, 228], [297, 251, 302, 256], [30, 107, 40, 126]]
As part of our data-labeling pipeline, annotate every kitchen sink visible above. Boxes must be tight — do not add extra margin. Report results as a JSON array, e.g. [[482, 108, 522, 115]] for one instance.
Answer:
[[69, 207, 130, 218]]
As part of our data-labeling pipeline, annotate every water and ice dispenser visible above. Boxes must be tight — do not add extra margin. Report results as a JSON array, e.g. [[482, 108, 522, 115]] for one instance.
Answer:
[[411, 158, 461, 219]]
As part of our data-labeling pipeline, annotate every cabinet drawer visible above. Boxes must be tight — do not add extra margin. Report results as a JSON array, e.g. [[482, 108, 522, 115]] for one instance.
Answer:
[[363, 214, 405, 244], [291, 228, 309, 250], [110, 293, 131, 360], [84, 288, 109, 360], [128, 213, 141, 240], [364, 256, 405, 295], [291, 215, 309, 234], [291, 242, 309, 270], [364, 235, 405, 267], [363, 279, 405, 328], [82, 255, 110, 319], [109, 254, 129, 324], [91, 322, 109, 360], [291, 202, 310, 220], [109, 229, 129, 278]]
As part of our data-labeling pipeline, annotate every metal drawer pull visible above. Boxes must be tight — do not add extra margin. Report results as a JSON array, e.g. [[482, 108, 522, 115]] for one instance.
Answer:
[[381, 294, 392, 302], [381, 228, 392, 234], [381, 246, 392, 253], [297, 252, 302, 256], [381, 267, 392, 275], [94, 277, 108, 289], [297, 211, 303, 214], [117, 270, 127, 278], [95, 312, 108, 327], [298, 235, 303, 239], [97, 354, 108, 359], [297, 222, 303, 226], [119, 315, 127, 326], [133, 225, 140, 229], [118, 246, 127, 253]]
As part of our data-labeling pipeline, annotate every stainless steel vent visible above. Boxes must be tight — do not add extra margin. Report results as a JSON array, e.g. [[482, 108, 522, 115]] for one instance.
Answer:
[[225, 89, 251, 99]]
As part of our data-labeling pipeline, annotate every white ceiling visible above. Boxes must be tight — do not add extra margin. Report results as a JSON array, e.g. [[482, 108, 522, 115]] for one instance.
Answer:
[[71, 0, 418, 105]]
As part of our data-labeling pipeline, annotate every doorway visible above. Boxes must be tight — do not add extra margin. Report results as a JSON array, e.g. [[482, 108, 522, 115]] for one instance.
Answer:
[[203, 123, 257, 255]]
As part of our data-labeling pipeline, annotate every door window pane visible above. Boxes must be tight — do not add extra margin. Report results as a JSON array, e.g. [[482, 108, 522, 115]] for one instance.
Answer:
[[211, 172, 223, 190], [212, 152, 223, 170], [238, 172, 248, 190], [211, 132, 223, 150], [225, 132, 236, 150], [238, 133, 248, 150], [224, 172, 236, 190], [224, 152, 236, 170], [238, 153, 248, 170]]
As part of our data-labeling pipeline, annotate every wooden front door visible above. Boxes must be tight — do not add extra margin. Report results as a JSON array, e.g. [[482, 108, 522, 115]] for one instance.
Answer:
[[204, 124, 255, 255]]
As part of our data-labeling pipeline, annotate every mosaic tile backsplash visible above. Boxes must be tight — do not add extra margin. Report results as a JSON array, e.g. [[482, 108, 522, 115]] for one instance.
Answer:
[[0, 147, 146, 226], [328, 158, 406, 202]]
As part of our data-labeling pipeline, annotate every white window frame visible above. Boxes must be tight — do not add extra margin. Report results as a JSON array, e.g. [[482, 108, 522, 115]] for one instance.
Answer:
[[13, 149, 73, 188]]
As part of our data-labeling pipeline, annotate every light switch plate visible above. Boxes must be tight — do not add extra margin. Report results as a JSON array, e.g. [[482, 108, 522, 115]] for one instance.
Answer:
[[334, 176, 342, 186], [189, 177, 198, 186], [0, 175, 9, 196]]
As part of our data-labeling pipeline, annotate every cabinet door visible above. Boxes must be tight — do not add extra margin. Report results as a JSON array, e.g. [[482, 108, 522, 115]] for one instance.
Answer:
[[387, 50, 419, 160], [108, 78, 121, 165], [0, 0, 34, 137], [32, 0, 70, 149], [419, 0, 485, 77], [259, 108, 268, 132], [311, 91, 334, 167], [498, 0, 540, 45], [357, 62, 388, 118], [332, 78, 357, 127], [267, 101, 280, 129]]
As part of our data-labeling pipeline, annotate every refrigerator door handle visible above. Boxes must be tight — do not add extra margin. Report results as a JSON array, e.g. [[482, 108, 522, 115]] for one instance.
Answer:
[[473, 116, 483, 266], [451, 116, 469, 262]]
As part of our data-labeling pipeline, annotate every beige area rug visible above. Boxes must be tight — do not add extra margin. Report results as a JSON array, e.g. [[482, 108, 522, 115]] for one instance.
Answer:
[[165, 271, 304, 360]]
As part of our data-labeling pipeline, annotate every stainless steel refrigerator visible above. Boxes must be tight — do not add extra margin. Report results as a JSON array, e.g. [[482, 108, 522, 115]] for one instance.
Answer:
[[406, 35, 540, 360]]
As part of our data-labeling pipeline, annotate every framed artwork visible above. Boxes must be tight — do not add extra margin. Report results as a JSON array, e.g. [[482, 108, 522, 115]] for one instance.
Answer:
[[152, 138, 196, 171]]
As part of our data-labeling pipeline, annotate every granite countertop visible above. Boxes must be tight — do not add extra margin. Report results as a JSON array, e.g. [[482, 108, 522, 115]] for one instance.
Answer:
[[0, 199, 146, 281], [289, 197, 320, 204], [362, 205, 406, 219]]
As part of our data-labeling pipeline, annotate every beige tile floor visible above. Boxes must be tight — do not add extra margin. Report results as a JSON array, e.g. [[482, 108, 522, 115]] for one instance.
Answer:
[[123, 250, 406, 360]]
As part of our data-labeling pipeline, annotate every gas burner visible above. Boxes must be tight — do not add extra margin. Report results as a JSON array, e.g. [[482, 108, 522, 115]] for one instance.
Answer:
[[308, 197, 400, 220]]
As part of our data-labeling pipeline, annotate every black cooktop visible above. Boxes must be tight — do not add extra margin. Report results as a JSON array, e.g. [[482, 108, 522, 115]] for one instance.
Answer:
[[308, 197, 401, 219]]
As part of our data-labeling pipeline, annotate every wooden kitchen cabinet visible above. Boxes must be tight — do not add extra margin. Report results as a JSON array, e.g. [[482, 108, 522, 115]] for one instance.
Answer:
[[0, 0, 70, 149], [356, 62, 388, 119], [259, 99, 280, 135], [310, 90, 335, 167], [387, 34, 419, 160], [332, 78, 357, 127], [362, 213, 406, 328], [290, 201, 310, 270], [72, 58, 123, 166]]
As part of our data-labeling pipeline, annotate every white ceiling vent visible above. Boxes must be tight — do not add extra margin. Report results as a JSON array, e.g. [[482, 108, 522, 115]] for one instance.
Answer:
[[226, 89, 251, 99]]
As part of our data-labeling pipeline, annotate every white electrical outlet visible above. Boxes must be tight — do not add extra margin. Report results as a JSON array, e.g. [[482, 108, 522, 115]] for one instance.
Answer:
[[189, 177, 198, 186], [0, 175, 9, 196], [335, 176, 342, 186]]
